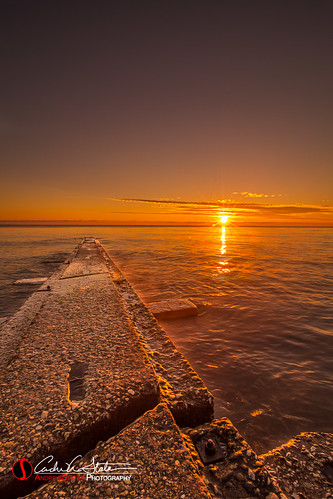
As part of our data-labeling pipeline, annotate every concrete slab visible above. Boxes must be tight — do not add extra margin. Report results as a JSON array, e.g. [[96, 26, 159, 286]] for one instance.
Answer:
[[0, 240, 159, 499], [96, 241, 214, 428], [182, 418, 286, 498], [149, 298, 198, 319], [0, 242, 80, 373], [261, 432, 333, 498], [60, 239, 108, 279], [23, 404, 212, 499]]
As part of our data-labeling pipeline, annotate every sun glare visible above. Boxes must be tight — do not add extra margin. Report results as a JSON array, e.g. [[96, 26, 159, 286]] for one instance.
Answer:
[[220, 214, 229, 224]]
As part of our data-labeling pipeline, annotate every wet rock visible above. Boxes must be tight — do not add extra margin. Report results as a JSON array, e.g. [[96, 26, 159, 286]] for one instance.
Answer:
[[261, 432, 333, 499]]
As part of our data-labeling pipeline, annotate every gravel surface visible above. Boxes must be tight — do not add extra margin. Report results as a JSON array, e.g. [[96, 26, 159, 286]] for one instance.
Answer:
[[23, 403, 212, 499], [261, 432, 333, 498], [0, 239, 158, 498]]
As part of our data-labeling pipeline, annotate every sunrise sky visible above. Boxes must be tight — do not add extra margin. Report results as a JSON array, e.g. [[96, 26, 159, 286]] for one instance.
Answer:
[[1, 1, 332, 226]]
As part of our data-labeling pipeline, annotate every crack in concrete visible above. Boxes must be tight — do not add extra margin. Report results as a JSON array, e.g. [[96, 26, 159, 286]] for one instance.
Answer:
[[60, 271, 108, 280]]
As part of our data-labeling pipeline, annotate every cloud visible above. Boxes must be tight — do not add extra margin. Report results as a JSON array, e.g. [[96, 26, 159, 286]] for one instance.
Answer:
[[109, 197, 333, 218], [233, 192, 279, 198]]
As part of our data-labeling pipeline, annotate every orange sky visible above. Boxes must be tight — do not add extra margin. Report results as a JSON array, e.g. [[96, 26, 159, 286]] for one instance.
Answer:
[[1, 2, 332, 226], [1, 196, 332, 226]]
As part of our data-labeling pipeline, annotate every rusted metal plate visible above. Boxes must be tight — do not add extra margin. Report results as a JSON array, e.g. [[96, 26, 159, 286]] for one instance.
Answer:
[[195, 434, 228, 464]]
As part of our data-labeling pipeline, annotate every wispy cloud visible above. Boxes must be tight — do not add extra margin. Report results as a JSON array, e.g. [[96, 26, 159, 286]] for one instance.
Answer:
[[109, 197, 333, 219], [233, 192, 282, 198]]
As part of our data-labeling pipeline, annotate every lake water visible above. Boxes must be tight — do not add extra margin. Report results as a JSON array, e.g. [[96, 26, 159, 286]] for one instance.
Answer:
[[0, 226, 332, 453]]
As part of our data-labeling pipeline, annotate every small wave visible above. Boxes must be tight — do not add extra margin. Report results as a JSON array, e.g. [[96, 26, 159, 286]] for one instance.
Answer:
[[308, 325, 333, 336]]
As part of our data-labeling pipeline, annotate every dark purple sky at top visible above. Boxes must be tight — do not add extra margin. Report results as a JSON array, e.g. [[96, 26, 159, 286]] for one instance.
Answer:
[[1, 0, 332, 220]]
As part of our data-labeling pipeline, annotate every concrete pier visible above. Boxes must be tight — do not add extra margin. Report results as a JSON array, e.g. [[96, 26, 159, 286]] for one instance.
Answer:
[[0, 238, 332, 498]]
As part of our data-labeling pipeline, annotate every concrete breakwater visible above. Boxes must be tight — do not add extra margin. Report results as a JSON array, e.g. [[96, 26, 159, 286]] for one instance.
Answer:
[[0, 238, 332, 499]]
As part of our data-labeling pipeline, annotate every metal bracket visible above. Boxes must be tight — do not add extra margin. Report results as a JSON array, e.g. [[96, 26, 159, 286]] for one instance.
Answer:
[[194, 435, 228, 465]]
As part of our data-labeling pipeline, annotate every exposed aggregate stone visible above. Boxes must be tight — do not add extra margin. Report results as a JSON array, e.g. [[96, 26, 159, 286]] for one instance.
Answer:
[[261, 432, 333, 498], [23, 404, 212, 499], [97, 241, 214, 427], [182, 417, 287, 498], [0, 240, 158, 498]]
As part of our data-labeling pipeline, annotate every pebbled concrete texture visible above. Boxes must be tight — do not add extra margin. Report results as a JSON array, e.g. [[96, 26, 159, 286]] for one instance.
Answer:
[[261, 432, 333, 498], [60, 239, 108, 279], [97, 240, 214, 428], [0, 242, 79, 373], [23, 403, 213, 499], [0, 239, 159, 498], [182, 417, 287, 499]]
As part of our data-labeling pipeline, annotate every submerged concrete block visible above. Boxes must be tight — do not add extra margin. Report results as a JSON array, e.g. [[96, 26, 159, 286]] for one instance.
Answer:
[[149, 298, 198, 319], [14, 278, 48, 285], [24, 404, 212, 499]]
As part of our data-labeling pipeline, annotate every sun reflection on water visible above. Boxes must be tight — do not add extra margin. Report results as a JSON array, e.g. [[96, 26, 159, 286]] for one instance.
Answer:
[[218, 226, 230, 274], [220, 226, 226, 255]]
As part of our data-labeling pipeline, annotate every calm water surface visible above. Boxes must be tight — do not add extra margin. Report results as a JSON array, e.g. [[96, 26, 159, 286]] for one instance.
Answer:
[[0, 226, 332, 453]]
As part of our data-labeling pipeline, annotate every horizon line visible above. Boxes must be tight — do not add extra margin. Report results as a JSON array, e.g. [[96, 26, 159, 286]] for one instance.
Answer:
[[0, 223, 332, 228]]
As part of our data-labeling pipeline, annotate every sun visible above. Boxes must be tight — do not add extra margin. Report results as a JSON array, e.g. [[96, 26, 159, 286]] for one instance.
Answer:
[[220, 214, 229, 224]]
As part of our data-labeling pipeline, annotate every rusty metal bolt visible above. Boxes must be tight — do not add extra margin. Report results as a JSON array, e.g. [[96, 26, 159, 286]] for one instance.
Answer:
[[205, 439, 216, 455]]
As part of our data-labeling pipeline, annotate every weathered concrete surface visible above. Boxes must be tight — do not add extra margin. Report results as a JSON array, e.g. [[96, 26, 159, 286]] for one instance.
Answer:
[[0, 239, 159, 498], [182, 418, 287, 499], [0, 242, 80, 373], [261, 432, 333, 498], [149, 299, 198, 320], [60, 239, 108, 279], [5, 237, 329, 499], [96, 241, 214, 427], [23, 404, 212, 499]]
